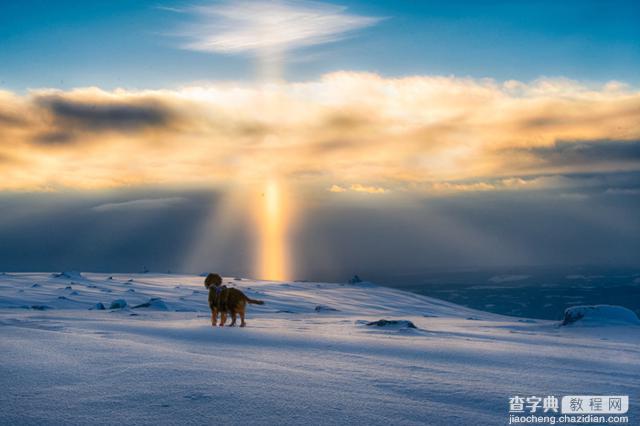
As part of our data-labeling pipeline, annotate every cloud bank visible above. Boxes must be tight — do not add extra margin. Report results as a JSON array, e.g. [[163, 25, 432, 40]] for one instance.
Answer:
[[0, 72, 639, 193]]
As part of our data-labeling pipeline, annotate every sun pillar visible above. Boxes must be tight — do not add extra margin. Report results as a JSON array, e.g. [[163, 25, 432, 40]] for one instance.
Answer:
[[257, 179, 290, 281]]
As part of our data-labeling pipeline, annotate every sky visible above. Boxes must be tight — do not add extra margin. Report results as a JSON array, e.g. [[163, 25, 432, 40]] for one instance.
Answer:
[[2, 0, 639, 89], [0, 0, 639, 281]]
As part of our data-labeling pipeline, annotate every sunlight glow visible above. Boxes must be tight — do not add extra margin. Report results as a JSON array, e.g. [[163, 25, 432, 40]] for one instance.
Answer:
[[257, 179, 290, 281]]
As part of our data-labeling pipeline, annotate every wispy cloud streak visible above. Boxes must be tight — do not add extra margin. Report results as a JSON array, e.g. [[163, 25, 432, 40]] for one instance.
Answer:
[[174, 1, 382, 54]]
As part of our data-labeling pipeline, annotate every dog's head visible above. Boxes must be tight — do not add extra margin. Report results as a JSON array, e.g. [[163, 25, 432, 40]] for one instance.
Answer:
[[204, 273, 222, 289]]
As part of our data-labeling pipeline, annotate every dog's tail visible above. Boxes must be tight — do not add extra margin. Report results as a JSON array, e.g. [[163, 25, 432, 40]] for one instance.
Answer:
[[244, 295, 265, 305]]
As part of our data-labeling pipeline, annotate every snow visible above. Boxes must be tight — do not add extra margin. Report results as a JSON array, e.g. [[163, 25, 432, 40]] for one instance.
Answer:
[[562, 305, 640, 326], [1, 272, 638, 425]]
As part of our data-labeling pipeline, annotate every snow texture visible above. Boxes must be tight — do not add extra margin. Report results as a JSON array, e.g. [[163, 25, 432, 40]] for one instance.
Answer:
[[1, 272, 638, 425]]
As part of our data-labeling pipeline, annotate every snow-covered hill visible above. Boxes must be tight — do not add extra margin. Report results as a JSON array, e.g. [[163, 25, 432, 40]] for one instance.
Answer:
[[1, 272, 638, 425]]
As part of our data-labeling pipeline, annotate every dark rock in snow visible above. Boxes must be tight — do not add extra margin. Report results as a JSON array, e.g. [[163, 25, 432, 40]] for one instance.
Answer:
[[348, 275, 363, 284], [31, 305, 52, 310], [132, 298, 169, 311], [315, 305, 339, 312], [366, 319, 417, 329], [91, 303, 106, 310], [109, 299, 127, 309], [51, 271, 84, 280]]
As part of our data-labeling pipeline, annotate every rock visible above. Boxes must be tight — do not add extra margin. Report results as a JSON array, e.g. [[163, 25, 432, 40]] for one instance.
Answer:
[[31, 305, 52, 311], [109, 299, 127, 310], [315, 305, 339, 312], [51, 271, 84, 280], [366, 319, 417, 329], [348, 275, 363, 284], [91, 302, 106, 310], [132, 298, 169, 311]]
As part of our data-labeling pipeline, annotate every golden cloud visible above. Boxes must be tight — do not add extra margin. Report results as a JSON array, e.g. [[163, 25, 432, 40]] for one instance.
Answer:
[[0, 72, 639, 193]]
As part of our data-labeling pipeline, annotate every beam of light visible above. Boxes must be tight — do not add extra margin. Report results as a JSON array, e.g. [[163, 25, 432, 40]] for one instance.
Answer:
[[256, 178, 291, 281], [182, 186, 251, 276]]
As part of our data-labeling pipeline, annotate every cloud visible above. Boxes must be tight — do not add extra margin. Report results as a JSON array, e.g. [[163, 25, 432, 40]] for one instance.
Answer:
[[36, 94, 175, 132], [175, 1, 382, 54], [604, 188, 640, 195], [519, 140, 640, 168], [0, 72, 639, 193], [328, 183, 388, 194], [91, 197, 187, 212], [349, 184, 388, 194]]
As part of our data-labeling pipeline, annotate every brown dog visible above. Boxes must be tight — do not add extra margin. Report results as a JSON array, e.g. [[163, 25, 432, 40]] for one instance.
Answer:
[[204, 273, 264, 327]]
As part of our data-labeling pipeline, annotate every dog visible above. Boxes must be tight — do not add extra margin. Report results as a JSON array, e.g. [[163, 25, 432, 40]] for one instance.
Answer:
[[204, 273, 264, 327]]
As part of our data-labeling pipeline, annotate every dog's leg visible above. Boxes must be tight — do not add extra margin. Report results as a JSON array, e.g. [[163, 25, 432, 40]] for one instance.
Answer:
[[239, 309, 246, 327], [211, 308, 218, 327], [219, 311, 227, 327], [230, 310, 237, 327]]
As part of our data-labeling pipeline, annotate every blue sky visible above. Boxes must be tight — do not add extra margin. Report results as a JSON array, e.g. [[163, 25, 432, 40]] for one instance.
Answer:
[[1, 0, 639, 91], [1, 1, 639, 277]]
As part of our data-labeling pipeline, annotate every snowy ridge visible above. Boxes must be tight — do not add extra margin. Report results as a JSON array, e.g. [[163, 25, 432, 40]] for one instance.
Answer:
[[1, 273, 639, 425], [0, 272, 496, 319]]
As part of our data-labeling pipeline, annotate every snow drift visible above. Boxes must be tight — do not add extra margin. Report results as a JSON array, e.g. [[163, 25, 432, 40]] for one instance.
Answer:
[[562, 304, 640, 326], [1, 272, 638, 425]]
